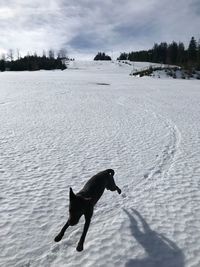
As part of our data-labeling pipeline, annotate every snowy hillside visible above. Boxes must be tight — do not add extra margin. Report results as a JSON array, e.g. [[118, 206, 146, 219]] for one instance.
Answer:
[[0, 61, 200, 267]]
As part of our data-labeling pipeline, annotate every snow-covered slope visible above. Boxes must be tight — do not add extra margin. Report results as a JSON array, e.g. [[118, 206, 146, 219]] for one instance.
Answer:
[[0, 61, 200, 267]]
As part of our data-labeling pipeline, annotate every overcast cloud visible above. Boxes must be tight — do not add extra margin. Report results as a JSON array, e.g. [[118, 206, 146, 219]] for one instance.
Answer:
[[0, 0, 200, 59]]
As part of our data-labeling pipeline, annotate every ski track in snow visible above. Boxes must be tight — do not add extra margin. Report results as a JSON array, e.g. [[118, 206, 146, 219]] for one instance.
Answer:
[[0, 61, 200, 267]]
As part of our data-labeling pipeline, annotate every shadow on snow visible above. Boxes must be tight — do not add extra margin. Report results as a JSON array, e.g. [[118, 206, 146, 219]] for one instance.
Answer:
[[123, 208, 184, 267]]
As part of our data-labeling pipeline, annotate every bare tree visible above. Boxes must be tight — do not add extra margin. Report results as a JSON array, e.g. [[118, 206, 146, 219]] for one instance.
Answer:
[[57, 48, 68, 59], [16, 49, 21, 60], [7, 49, 14, 61], [1, 53, 6, 61], [42, 50, 46, 58], [48, 49, 55, 59]]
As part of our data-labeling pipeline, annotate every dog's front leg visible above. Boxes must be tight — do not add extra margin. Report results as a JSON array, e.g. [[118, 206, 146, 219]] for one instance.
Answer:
[[54, 220, 70, 242], [115, 185, 121, 194], [76, 213, 92, 252]]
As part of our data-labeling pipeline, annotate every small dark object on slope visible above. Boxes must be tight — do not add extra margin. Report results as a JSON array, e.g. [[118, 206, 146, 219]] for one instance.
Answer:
[[54, 169, 121, 252], [96, 82, 110, 86]]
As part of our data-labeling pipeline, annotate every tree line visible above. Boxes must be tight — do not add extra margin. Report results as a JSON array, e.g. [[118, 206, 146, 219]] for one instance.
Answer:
[[0, 49, 68, 71], [118, 37, 200, 69], [94, 52, 111, 60]]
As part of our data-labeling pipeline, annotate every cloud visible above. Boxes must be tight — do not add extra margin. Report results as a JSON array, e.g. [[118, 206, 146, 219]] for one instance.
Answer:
[[190, 0, 200, 15], [0, 0, 199, 59]]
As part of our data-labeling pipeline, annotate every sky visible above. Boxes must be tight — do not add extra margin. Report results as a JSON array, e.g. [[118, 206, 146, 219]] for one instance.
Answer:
[[0, 0, 200, 59]]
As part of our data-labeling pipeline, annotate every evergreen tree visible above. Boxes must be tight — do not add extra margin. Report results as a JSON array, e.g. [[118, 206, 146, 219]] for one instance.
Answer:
[[167, 42, 178, 64], [94, 52, 111, 60], [198, 39, 200, 57], [158, 42, 168, 64], [1, 54, 66, 71], [188, 36, 197, 62], [116, 36, 199, 69], [152, 43, 159, 62], [117, 53, 128, 60], [177, 42, 185, 65], [197, 39, 200, 69], [0, 59, 5, 71]]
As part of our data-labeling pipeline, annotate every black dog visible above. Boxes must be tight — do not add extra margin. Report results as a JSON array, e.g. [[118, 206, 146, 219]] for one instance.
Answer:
[[54, 169, 121, 251]]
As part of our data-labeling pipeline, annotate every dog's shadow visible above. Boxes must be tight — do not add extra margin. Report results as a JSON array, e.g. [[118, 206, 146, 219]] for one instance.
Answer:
[[123, 209, 184, 267]]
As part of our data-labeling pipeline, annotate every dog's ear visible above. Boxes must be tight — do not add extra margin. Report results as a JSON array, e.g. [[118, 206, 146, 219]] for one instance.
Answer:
[[69, 187, 76, 201], [107, 169, 115, 176]]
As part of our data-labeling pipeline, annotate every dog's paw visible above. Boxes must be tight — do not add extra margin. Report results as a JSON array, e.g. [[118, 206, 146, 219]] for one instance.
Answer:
[[76, 243, 83, 252], [54, 234, 63, 242], [117, 188, 121, 194]]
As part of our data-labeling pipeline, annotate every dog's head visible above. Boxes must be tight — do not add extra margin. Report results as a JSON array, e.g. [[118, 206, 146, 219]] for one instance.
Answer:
[[105, 169, 121, 194], [68, 187, 92, 226]]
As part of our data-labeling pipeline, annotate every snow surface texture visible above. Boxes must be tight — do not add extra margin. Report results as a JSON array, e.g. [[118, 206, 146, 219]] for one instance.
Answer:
[[0, 61, 200, 267]]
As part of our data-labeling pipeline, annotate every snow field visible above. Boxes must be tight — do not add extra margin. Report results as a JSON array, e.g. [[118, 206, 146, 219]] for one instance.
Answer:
[[0, 61, 200, 266]]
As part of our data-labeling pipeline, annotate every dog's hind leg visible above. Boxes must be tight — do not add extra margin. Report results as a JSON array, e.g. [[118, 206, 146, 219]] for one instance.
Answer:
[[76, 211, 93, 252], [54, 220, 70, 242], [76, 217, 91, 251]]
